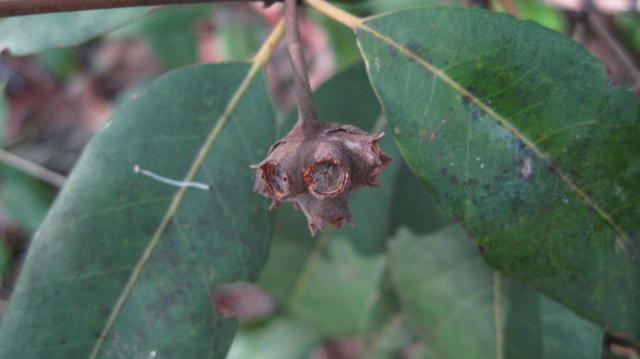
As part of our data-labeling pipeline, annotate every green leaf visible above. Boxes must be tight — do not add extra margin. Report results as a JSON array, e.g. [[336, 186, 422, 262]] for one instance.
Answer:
[[0, 8, 150, 56], [0, 239, 9, 276], [363, 0, 461, 13], [0, 82, 5, 146], [389, 163, 447, 235], [114, 5, 214, 68], [515, 0, 565, 32], [0, 83, 54, 234], [0, 63, 275, 357], [226, 317, 319, 359], [260, 208, 388, 337], [357, 7, 640, 335], [363, 315, 416, 359], [0, 166, 55, 234], [36, 48, 76, 80], [616, 13, 640, 55], [288, 236, 387, 336], [217, 18, 268, 62], [389, 226, 604, 358], [316, 14, 362, 70]]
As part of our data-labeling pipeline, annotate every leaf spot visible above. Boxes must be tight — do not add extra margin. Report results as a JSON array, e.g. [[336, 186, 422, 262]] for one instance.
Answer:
[[521, 156, 533, 179]]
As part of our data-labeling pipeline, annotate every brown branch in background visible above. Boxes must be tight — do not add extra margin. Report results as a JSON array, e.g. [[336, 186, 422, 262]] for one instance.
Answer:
[[588, 12, 640, 93], [0, 149, 66, 188], [497, 0, 518, 16], [0, 0, 281, 17], [284, 0, 320, 136]]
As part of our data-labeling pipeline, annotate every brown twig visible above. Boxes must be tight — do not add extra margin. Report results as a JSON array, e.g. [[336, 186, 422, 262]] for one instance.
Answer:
[[0, 0, 281, 17], [0, 149, 66, 188], [284, 0, 320, 136], [588, 12, 640, 93]]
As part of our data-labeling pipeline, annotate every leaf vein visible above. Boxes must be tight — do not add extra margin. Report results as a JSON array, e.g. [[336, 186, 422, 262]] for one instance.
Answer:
[[357, 21, 629, 240], [87, 21, 285, 358]]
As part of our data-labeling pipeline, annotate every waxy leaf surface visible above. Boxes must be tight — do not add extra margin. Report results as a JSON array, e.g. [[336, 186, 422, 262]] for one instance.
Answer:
[[357, 7, 640, 335], [0, 63, 275, 358], [389, 226, 603, 358], [0, 8, 149, 56]]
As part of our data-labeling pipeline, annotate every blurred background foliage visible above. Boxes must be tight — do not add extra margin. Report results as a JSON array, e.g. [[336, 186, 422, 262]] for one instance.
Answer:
[[0, 0, 638, 357]]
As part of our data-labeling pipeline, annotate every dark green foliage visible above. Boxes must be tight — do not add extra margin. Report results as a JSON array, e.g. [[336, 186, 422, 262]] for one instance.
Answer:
[[0, 3, 637, 358], [358, 7, 640, 336]]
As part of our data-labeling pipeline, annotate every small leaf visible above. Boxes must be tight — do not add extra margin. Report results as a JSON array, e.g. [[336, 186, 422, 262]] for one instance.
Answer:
[[0, 84, 55, 234], [0, 8, 150, 56], [0, 82, 5, 146], [363, 315, 416, 359], [287, 236, 387, 336], [357, 7, 640, 335], [389, 226, 604, 358], [114, 5, 215, 68], [316, 15, 362, 71], [363, 0, 462, 13], [516, 0, 565, 32], [226, 317, 320, 359], [0, 166, 55, 234], [0, 239, 9, 276], [217, 18, 268, 62], [0, 63, 275, 358]]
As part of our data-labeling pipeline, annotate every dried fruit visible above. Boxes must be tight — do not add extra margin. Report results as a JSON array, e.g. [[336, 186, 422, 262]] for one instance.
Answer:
[[252, 121, 392, 235], [255, 0, 391, 235]]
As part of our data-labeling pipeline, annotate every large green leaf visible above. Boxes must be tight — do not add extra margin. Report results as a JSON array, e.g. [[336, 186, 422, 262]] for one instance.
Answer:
[[356, 7, 640, 335], [0, 8, 150, 56], [0, 63, 275, 358], [390, 226, 604, 358]]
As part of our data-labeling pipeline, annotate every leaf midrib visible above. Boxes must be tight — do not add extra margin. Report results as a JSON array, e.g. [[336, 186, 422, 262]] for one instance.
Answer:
[[87, 65, 260, 359], [356, 18, 628, 240], [86, 20, 284, 358], [305, 0, 627, 238]]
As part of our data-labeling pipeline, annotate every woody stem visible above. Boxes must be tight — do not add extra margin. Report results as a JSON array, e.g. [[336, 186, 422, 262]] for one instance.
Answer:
[[284, 0, 320, 135], [0, 0, 279, 17]]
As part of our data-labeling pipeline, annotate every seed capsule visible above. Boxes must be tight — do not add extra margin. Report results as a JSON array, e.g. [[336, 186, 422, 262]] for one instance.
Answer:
[[252, 121, 391, 235]]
